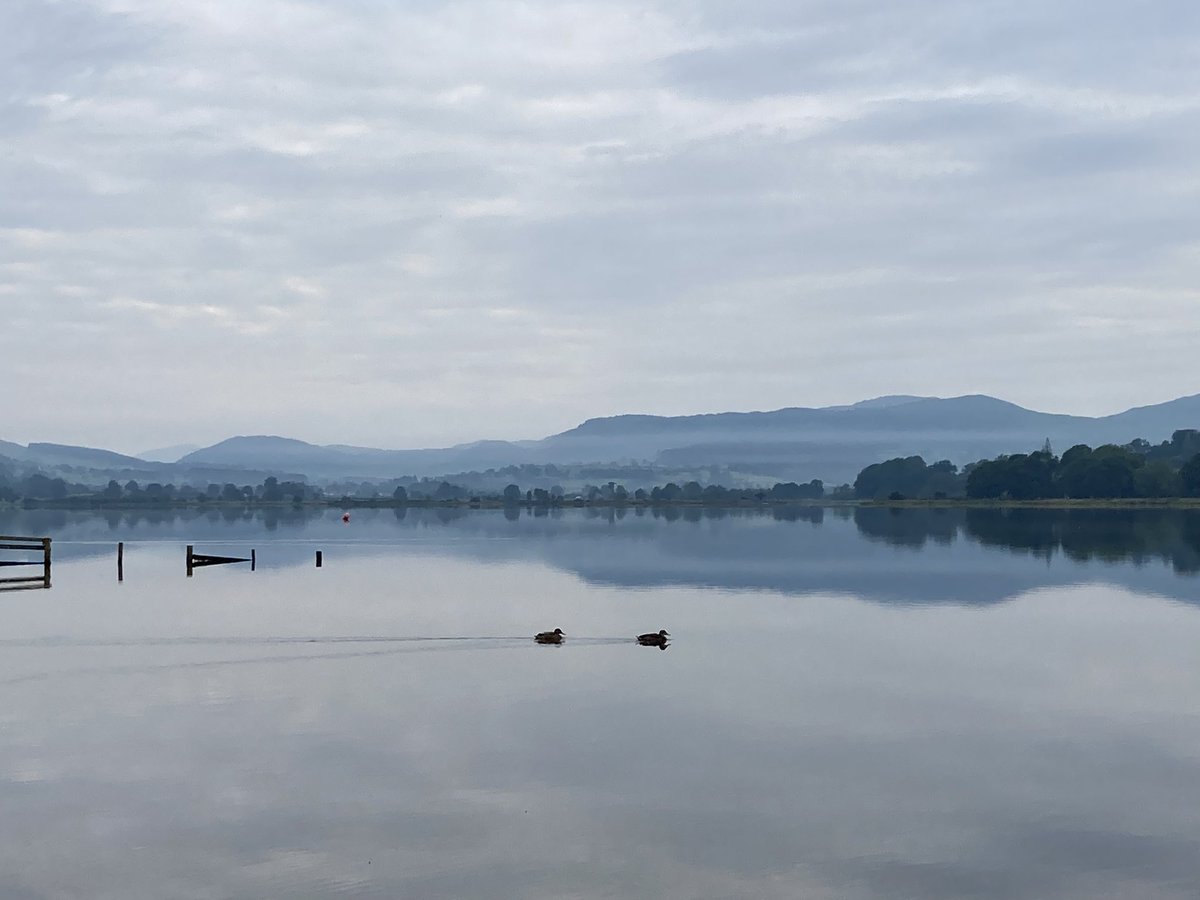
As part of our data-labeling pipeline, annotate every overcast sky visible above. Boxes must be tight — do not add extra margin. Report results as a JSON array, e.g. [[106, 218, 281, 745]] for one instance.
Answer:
[[3, 0, 1199, 454]]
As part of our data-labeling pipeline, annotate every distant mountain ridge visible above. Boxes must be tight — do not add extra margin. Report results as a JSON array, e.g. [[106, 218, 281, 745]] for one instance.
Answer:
[[5, 393, 1200, 486], [173, 393, 1200, 483], [177, 435, 537, 475], [825, 395, 934, 411], [0, 441, 158, 470]]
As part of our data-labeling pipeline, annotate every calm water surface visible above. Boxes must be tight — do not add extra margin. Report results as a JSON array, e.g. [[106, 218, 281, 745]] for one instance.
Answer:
[[2, 507, 1200, 899]]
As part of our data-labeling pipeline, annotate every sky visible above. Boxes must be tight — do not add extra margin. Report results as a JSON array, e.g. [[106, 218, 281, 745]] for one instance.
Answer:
[[3, 0, 1199, 455]]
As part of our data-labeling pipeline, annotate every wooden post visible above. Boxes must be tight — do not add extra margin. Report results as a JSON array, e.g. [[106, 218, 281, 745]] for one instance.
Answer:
[[251, 549, 256, 572], [117, 542, 124, 582], [42, 537, 51, 589], [316, 550, 323, 568], [186, 544, 194, 578]]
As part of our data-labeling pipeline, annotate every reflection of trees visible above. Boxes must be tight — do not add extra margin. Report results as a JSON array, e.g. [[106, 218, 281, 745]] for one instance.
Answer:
[[968, 509, 1200, 574], [1058, 510, 1161, 565], [468, 503, 825, 528], [854, 507, 958, 548], [1185, 516, 1200, 574], [8, 505, 1200, 599], [851, 507, 1200, 574], [1, 507, 322, 534], [963, 509, 1061, 561], [1054, 510, 1200, 574], [964, 508, 1200, 573], [642, 505, 823, 525], [773, 506, 823, 524]]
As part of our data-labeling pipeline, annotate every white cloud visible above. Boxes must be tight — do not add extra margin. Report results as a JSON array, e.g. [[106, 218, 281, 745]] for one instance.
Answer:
[[2, 0, 1199, 453]]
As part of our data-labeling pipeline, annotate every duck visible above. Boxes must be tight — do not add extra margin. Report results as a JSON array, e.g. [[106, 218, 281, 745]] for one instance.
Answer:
[[636, 629, 670, 647], [534, 628, 565, 644]]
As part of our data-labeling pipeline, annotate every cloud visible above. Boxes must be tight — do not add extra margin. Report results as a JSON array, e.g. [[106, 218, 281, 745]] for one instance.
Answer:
[[2, 0, 1199, 452]]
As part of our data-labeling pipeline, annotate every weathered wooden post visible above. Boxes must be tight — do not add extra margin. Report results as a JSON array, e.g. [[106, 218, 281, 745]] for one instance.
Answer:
[[315, 550, 323, 567], [42, 538, 51, 589], [186, 544, 194, 578], [117, 542, 124, 582], [251, 549, 256, 572]]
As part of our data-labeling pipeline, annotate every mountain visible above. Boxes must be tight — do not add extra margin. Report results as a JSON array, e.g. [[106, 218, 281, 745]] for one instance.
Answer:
[[7, 393, 1200, 487], [0, 442, 162, 470], [175, 393, 1200, 485], [183, 436, 335, 466], [824, 395, 933, 411], [539, 396, 1054, 466], [538, 394, 1200, 482], [25, 443, 155, 469], [178, 435, 536, 478], [0, 440, 273, 486], [1100, 395, 1200, 441]]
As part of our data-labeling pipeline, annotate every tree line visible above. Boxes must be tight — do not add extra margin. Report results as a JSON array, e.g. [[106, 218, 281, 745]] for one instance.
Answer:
[[0, 470, 829, 507], [852, 430, 1200, 500], [0, 475, 324, 506]]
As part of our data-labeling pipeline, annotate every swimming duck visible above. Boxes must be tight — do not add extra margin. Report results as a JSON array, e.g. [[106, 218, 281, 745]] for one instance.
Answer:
[[636, 629, 670, 646], [535, 628, 565, 644]]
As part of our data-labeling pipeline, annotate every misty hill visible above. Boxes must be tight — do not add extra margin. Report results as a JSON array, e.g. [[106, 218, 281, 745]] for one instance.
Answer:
[[0, 441, 162, 471], [179, 436, 537, 478], [823, 395, 934, 411], [174, 393, 1200, 485], [538, 394, 1200, 482], [27, 443, 156, 469], [1094, 395, 1200, 440], [0, 440, 298, 490], [0, 441, 171, 475], [6, 393, 1200, 488]]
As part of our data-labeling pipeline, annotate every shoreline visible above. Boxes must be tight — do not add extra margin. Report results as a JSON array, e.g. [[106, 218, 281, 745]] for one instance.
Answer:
[[5, 497, 1200, 511]]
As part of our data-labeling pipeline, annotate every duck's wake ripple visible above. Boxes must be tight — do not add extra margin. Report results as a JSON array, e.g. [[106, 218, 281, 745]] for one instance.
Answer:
[[0, 635, 637, 648]]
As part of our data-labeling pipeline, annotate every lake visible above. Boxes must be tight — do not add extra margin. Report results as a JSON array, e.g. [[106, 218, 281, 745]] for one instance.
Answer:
[[2, 506, 1200, 899]]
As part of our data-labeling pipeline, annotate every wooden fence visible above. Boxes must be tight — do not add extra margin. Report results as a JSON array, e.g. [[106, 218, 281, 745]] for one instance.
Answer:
[[0, 535, 51, 591]]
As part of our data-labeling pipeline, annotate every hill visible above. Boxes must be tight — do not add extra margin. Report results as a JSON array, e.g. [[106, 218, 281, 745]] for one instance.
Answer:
[[173, 393, 1200, 484], [5, 393, 1200, 487], [178, 435, 536, 478]]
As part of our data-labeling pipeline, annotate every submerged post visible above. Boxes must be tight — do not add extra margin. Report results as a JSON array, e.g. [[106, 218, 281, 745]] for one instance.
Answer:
[[315, 550, 323, 568], [117, 542, 124, 582], [42, 538, 51, 589]]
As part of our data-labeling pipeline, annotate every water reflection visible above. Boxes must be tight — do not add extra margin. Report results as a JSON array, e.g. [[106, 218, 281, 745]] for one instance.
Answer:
[[3, 507, 1199, 606], [0, 580, 51, 594], [855, 506, 1200, 572], [854, 506, 959, 547], [965, 508, 1200, 571], [3, 510, 1200, 898]]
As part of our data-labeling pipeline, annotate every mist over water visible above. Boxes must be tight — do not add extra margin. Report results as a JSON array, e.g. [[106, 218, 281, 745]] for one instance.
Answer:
[[2, 508, 1200, 898]]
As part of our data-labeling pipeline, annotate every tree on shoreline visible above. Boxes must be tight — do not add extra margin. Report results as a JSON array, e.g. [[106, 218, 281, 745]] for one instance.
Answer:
[[855, 457, 962, 500], [963, 442, 1200, 500]]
